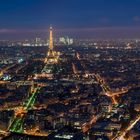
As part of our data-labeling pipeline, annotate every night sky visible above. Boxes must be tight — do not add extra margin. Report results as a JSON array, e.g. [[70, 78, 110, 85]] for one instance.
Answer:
[[0, 0, 140, 39]]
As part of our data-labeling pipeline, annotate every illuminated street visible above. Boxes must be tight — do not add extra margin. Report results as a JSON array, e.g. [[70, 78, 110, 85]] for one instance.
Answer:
[[9, 86, 40, 133]]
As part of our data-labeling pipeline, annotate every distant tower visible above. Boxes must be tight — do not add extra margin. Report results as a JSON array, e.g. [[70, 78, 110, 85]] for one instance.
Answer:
[[45, 26, 60, 64], [49, 26, 53, 51]]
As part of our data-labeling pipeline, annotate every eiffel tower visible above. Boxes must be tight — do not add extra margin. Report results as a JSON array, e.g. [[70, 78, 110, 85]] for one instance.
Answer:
[[45, 26, 60, 64]]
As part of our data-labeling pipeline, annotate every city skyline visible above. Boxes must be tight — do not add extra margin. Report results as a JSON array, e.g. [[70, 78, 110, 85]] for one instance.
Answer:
[[0, 0, 140, 39], [0, 1, 140, 140]]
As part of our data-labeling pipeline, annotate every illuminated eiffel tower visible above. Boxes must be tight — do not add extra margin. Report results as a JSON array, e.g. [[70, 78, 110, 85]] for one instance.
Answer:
[[45, 26, 60, 63], [48, 26, 54, 56], [35, 26, 61, 79]]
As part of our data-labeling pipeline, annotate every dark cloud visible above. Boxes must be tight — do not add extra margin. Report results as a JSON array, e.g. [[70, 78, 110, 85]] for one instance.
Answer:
[[1, 27, 140, 39]]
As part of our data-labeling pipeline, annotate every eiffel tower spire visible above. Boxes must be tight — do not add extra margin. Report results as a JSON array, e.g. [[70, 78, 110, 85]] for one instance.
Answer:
[[49, 26, 53, 51]]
